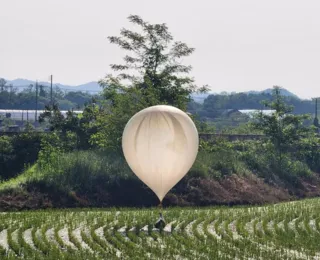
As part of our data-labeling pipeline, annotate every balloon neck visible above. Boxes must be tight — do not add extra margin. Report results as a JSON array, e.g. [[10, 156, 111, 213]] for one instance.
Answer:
[[158, 201, 163, 213]]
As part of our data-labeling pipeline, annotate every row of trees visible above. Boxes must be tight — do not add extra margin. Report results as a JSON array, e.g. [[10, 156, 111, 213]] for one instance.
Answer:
[[1, 14, 208, 181], [38, 15, 320, 178], [40, 14, 209, 151], [1, 15, 320, 189], [0, 79, 95, 110], [38, 15, 318, 152], [188, 92, 316, 119]]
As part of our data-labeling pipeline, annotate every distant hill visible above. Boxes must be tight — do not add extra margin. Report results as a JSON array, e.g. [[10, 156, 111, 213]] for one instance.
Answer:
[[7, 78, 35, 86], [3, 78, 301, 100], [74, 82, 101, 92], [246, 88, 299, 99], [191, 92, 215, 103], [191, 88, 301, 104], [5, 78, 102, 94]]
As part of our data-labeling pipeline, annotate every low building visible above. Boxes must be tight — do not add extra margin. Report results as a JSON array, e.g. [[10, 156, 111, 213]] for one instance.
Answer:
[[238, 109, 275, 118], [221, 109, 242, 117], [7, 125, 20, 132], [0, 109, 83, 121]]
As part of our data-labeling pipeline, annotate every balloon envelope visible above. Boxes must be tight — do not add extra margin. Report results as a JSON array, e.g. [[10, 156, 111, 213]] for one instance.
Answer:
[[122, 105, 199, 202]]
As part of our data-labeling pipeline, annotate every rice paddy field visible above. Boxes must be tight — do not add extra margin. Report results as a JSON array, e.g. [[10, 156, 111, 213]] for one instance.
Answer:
[[1, 198, 320, 260]]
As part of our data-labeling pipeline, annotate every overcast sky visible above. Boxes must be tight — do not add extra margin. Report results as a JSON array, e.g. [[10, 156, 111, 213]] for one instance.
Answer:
[[1, 0, 320, 99]]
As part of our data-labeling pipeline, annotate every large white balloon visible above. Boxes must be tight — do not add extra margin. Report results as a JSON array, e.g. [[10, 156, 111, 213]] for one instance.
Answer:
[[122, 105, 199, 202]]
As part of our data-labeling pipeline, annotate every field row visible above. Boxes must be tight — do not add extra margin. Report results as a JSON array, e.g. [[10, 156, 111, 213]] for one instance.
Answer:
[[1, 199, 320, 259]]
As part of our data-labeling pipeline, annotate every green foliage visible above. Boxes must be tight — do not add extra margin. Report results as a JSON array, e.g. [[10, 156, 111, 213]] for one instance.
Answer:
[[39, 103, 65, 130], [295, 134, 320, 172], [0, 136, 14, 180], [37, 132, 67, 171], [190, 114, 216, 133], [0, 149, 161, 207], [64, 91, 93, 108], [250, 86, 314, 178], [90, 87, 155, 151], [189, 89, 316, 134], [1, 199, 320, 259], [104, 14, 209, 106], [36, 150, 134, 195], [0, 78, 95, 110], [39, 102, 98, 150], [0, 133, 41, 180], [31, 86, 320, 191], [1, 17, 320, 207], [24, 121, 35, 132], [92, 14, 208, 151], [239, 140, 312, 181], [220, 123, 262, 135], [198, 91, 315, 118], [1, 117, 15, 129], [193, 139, 250, 178]]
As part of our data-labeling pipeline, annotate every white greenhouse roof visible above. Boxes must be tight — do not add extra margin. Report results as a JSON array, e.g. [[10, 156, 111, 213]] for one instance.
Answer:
[[0, 109, 82, 120], [239, 109, 275, 116]]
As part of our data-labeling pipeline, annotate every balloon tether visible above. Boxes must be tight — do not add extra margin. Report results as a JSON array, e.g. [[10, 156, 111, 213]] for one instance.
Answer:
[[155, 200, 166, 229], [158, 201, 163, 215]]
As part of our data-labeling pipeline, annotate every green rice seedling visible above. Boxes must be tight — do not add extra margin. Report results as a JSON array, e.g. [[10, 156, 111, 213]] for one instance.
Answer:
[[6, 228, 21, 258], [2, 199, 320, 259]]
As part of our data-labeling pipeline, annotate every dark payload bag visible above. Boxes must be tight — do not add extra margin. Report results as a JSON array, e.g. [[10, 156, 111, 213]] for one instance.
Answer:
[[155, 212, 166, 229]]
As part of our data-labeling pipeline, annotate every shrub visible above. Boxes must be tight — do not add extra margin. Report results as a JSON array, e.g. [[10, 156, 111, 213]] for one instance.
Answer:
[[26, 149, 159, 207], [0, 133, 41, 180], [295, 136, 320, 173], [240, 140, 312, 183], [194, 139, 250, 178]]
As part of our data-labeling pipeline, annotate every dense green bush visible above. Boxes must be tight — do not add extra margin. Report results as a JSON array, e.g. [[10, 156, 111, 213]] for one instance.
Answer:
[[37, 131, 77, 170], [198, 136, 315, 184], [295, 135, 320, 173], [24, 149, 159, 206], [238, 140, 312, 183], [0, 133, 41, 180], [37, 150, 132, 191], [193, 139, 250, 178]]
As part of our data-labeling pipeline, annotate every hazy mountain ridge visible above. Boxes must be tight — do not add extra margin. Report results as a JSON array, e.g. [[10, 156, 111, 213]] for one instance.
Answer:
[[3, 78, 301, 101], [246, 88, 299, 99], [192, 88, 301, 103], [5, 78, 102, 94]]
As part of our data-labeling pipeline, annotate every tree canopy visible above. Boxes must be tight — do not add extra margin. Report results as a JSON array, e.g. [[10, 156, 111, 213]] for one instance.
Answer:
[[92, 15, 208, 151], [100, 15, 208, 110]]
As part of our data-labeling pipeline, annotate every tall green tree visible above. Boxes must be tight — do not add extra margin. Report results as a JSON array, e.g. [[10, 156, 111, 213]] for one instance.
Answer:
[[92, 15, 208, 151], [0, 78, 7, 92], [39, 84, 48, 98], [39, 101, 99, 150], [251, 86, 312, 175], [100, 15, 208, 109]]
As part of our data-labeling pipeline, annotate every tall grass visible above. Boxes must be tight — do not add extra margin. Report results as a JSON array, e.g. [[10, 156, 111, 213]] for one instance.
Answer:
[[190, 150, 250, 178], [37, 150, 133, 192], [0, 139, 316, 203], [0, 150, 132, 193]]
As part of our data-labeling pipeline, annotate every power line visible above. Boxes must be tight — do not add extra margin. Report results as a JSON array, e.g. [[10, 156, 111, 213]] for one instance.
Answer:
[[50, 75, 53, 103], [35, 81, 38, 122]]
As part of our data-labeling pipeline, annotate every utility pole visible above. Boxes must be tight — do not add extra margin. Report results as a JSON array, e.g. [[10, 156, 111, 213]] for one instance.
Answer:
[[9, 84, 13, 108], [50, 75, 53, 104], [314, 97, 319, 128], [35, 81, 38, 122]]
